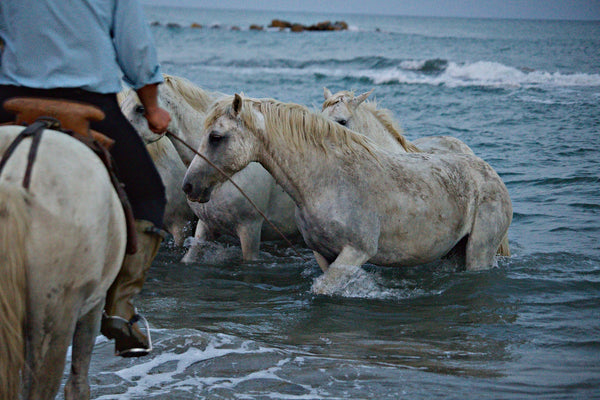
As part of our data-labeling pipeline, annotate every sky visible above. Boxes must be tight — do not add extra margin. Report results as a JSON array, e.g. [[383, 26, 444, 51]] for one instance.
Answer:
[[141, 0, 600, 21]]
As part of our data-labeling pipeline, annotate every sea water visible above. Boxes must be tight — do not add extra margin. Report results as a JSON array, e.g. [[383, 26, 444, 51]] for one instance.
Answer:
[[59, 6, 600, 399]]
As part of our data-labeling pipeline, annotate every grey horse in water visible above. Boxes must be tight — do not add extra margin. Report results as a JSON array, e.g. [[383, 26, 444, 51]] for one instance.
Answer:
[[183, 94, 513, 295]]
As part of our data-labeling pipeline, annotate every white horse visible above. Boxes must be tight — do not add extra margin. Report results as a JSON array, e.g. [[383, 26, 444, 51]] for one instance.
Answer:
[[119, 88, 196, 246], [120, 75, 299, 260], [0, 125, 126, 399], [322, 88, 475, 154], [117, 74, 221, 246], [322, 88, 510, 256], [182, 94, 513, 294]]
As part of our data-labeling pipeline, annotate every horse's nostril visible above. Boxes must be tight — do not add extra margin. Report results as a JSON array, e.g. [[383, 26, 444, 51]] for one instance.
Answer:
[[182, 182, 192, 194]]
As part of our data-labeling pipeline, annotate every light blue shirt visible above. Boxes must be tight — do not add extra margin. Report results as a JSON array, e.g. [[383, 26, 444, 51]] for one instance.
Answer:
[[0, 0, 163, 93]]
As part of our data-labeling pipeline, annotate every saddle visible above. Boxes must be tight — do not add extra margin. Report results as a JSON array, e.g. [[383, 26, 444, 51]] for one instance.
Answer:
[[0, 97, 138, 254]]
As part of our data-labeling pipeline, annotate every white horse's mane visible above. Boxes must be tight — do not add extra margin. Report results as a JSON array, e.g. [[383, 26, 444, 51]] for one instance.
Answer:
[[145, 132, 174, 159], [116, 87, 135, 106], [162, 74, 217, 113], [116, 74, 218, 114], [206, 96, 380, 159], [323, 90, 420, 153]]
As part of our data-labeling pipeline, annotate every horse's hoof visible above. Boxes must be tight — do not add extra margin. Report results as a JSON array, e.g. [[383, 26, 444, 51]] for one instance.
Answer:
[[311, 264, 380, 298]]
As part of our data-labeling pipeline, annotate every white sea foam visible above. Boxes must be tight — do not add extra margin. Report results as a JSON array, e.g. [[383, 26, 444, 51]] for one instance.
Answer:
[[310, 264, 431, 300], [201, 60, 600, 89], [399, 60, 429, 70], [93, 331, 326, 399], [361, 61, 600, 88]]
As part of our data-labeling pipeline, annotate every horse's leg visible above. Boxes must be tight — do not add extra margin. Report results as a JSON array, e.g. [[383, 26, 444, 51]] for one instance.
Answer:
[[313, 251, 330, 272], [465, 208, 507, 271], [311, 245, 374, 295], [237, 221, 263, 261], [496, 233, 511, 257], [181, 219, 212, 263], [168, 214, 197, 247], [64, 302, 103, 400], [23, 302, 76, 400], [167, 219, 186, 247]]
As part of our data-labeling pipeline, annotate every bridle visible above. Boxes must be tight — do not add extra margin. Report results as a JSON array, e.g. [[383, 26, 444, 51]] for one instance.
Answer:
[[165, 129, 303, 258]]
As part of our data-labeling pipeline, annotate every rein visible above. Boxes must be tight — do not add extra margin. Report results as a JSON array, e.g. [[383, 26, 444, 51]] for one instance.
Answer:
[[165, 130, 303, 258], [145, 132, 167, 145]]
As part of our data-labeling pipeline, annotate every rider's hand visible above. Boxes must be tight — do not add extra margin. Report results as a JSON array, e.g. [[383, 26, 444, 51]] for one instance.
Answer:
[[143, 105, 171, 134], [135, 83, 171, 134]]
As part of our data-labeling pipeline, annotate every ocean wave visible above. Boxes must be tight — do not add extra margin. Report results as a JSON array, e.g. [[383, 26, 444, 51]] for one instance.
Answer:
[[355, 61, 600, 88], [190, 58, 600, 89], [399, 58, 448, 73]]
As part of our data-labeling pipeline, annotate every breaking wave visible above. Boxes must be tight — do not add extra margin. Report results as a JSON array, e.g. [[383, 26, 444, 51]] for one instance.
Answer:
[[187, 58, 600, 89], [377, 60, 600, 88]]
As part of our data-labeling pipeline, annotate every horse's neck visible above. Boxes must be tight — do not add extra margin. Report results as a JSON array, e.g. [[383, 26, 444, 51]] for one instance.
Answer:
[[257, 148, 320, 207], [163, 91, 207, 165], [255, 126, 356, 208]]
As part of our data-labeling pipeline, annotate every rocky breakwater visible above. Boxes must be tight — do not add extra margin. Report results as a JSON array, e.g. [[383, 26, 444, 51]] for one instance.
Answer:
[[150, 19, 349, 32], [269, 19, 348, 32]]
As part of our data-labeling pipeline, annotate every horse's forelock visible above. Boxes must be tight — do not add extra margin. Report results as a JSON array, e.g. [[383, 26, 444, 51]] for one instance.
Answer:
[[322, 90, 354, 110], [203, 96, 235, 131]]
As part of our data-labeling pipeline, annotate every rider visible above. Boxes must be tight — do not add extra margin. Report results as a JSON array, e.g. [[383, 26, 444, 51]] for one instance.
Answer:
[[0, 1, 170, 357]]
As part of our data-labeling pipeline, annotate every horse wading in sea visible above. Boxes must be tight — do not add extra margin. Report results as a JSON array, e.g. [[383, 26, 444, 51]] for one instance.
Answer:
[[0, 103, 127, 399], [182, 94, 513, 294], [322, 88, 509, 256], [120, 75, 299, 261], [322, 88, 476, 154]]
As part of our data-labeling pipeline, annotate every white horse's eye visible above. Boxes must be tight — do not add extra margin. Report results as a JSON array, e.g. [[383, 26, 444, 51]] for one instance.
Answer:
[[135, 105, 145, 114], [337, 119, 348, 126], [209, 132, 224, 144]]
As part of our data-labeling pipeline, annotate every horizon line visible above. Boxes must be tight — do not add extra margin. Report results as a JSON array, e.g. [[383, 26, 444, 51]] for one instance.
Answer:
[[142, 3, 600, 22]]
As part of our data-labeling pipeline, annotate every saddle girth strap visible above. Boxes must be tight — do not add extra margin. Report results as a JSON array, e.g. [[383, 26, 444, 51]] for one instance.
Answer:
[[0, 117, 60, 189]]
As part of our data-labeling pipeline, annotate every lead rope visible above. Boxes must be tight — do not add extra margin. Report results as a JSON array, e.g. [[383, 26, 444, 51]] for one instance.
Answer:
[[166, 130, 303, 259]]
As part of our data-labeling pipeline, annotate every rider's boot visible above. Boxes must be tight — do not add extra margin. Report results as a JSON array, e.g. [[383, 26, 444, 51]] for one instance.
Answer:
[[101, 219, 164, 357]]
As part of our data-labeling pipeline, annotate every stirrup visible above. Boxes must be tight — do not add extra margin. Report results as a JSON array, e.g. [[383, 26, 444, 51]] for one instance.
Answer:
[[101, 312, 153, 357], [119, 314, 152, 357]]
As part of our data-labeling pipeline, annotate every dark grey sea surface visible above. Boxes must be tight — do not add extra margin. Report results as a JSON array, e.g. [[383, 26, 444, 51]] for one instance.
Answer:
[[61, 7, 600, 399]]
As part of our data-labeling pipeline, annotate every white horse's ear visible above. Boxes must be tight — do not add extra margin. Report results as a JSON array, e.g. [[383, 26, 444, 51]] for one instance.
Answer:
[[232, 93, 243, 116], [351, 89, 374, 108], [324, 87, 333, 100]]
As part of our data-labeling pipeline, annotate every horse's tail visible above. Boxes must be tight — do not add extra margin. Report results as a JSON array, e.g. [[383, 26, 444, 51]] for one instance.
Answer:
[[0, 184, 30, 399], [496, 233, 510, 257]]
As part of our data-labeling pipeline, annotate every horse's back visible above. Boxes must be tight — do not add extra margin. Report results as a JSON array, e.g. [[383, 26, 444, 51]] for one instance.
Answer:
[[351, 151, 511, 265], [412, 135, 475, 155], [382, 151, 510, 216], [0, 125, 126, 314]]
